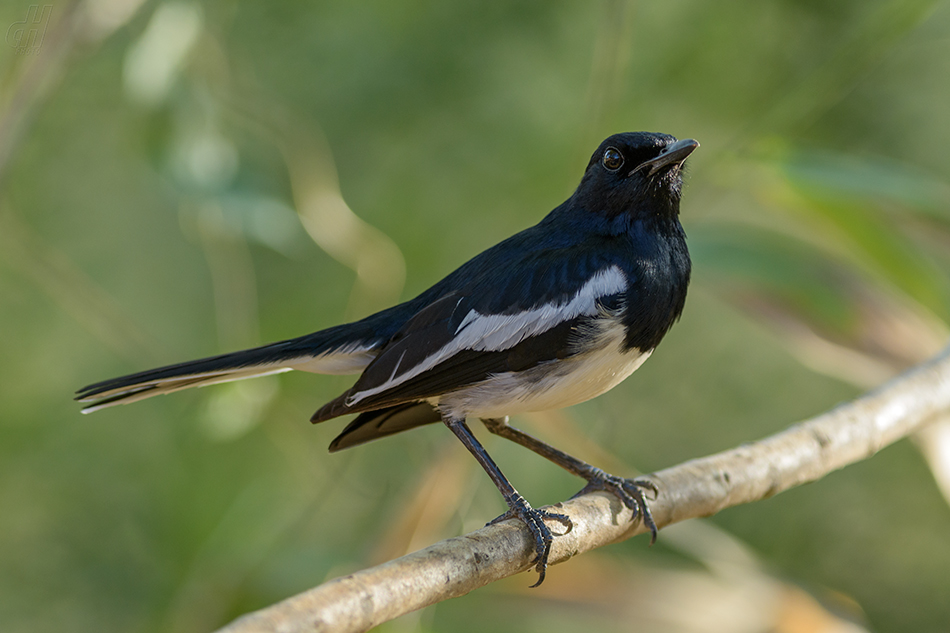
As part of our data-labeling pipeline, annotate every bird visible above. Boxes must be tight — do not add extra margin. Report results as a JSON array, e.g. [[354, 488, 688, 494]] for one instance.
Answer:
[[76, 131, 698, 586]]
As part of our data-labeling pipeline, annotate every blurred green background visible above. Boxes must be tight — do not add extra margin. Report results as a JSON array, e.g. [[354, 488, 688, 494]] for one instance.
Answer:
[[2, 1, 950, 631]]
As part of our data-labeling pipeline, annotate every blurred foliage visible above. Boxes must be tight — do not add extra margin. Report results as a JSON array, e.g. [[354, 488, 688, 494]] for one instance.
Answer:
[[2, 1, 950, 632]]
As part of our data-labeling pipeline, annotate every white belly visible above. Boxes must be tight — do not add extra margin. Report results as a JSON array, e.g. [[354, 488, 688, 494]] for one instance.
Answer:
[[436, 320, 651, 420]]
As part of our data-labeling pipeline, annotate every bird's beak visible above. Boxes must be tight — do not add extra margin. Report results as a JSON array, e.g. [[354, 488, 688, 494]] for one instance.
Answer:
[[631, 138, 700, 176]]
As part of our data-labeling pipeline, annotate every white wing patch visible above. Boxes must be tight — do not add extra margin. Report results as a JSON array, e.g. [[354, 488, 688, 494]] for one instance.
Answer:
[[454, 265, 628, 351], [346, 265, 627, 406]]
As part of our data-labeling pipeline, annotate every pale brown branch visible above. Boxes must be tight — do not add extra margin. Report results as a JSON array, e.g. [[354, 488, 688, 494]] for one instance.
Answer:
[[217, 343, 950, 633]]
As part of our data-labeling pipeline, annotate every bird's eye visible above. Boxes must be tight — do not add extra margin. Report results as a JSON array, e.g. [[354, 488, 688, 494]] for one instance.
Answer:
[[602, 147, 624, 171]]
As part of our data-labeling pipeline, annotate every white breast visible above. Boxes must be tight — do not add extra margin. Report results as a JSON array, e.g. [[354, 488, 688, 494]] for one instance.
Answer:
[[436, 317, 651, 420]]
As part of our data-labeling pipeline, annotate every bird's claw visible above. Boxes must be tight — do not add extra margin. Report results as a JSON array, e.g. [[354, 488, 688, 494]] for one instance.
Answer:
[[574, 468, 659, 544], [489, 494, 572, 587]]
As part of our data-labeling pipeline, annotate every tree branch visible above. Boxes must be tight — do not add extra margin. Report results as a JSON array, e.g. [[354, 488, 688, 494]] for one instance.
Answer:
[[217, 343, 950, 633]]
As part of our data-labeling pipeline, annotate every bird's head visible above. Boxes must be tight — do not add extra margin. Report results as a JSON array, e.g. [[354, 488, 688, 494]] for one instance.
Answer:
[[573, 132, 699, 227]]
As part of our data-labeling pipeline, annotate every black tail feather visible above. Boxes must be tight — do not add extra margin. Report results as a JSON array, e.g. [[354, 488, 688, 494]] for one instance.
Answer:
[[77, 338, 311, 400], [76, 321, 392, 412], [327, 402, 442, 452]]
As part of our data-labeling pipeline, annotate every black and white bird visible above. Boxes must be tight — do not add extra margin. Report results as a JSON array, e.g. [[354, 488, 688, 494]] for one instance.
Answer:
[[77, 132, 698, 585]]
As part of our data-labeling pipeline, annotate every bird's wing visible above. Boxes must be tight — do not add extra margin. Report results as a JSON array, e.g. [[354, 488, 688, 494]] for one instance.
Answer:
[[312, 254, 628, 422]]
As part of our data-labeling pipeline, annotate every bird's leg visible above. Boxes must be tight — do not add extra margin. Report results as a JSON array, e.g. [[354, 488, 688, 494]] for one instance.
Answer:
[[481, 417, 658, 543], [442, 415, 571, 587]]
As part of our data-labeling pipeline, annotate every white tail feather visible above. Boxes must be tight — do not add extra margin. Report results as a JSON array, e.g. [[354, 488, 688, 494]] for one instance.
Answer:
[[78, 344, 378, 413], [79, 366, 295, 413]]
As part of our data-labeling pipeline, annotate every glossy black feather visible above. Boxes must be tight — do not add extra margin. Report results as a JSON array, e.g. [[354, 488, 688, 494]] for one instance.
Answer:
[[328, 402, 441, 452], [75, 304, 413, 402]]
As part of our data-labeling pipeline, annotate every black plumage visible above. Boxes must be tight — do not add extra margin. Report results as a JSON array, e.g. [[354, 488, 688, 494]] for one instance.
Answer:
[[77, 131, 698, 585]]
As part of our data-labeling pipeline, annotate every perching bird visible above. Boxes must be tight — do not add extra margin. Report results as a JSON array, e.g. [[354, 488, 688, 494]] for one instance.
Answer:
[[77, 131, 698, 585]]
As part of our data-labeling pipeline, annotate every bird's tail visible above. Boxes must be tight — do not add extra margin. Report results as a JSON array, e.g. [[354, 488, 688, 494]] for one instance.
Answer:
[[76, 323, 385, 413]]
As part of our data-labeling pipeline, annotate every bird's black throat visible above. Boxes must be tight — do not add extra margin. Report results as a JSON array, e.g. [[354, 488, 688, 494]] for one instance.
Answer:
[[619, 215, 690, 353]]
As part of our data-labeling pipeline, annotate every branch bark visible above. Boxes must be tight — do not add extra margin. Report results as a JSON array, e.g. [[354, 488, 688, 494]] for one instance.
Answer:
[[217, 343, 950, 633]]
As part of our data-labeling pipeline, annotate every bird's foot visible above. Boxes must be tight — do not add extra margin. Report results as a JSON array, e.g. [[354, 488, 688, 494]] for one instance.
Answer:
[[573, 468, 659, 543], [488, 494, 572, 587]]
